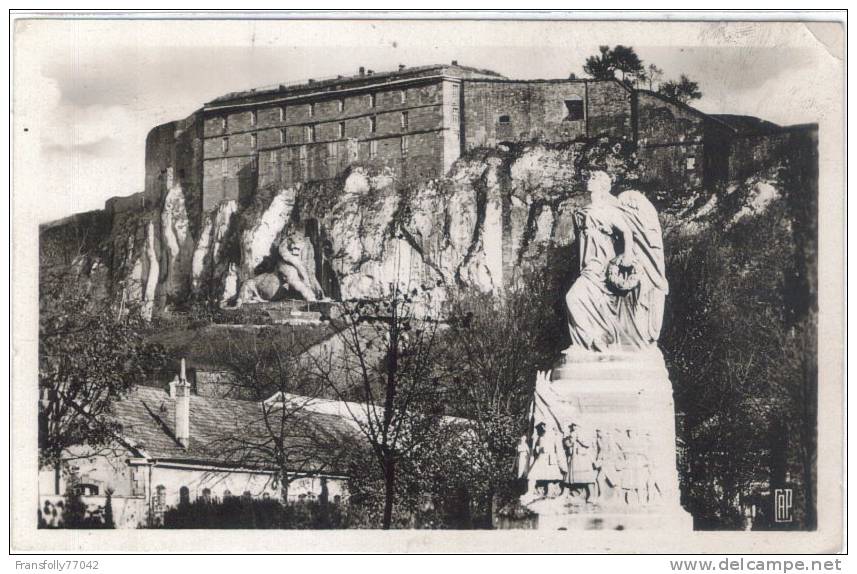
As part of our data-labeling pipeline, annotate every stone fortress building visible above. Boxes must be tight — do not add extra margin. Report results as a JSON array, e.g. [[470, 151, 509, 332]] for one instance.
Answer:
[[140, 61, 814, 226]]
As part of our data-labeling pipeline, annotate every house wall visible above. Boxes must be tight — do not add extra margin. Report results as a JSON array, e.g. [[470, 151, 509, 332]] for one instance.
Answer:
[[38, 443, 137, 498], [147, 465, 346, 508], [39, 441, 349, 528]]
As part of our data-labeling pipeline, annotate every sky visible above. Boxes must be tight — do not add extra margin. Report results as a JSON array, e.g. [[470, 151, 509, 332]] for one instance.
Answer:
[[13, 18, 843, 223]]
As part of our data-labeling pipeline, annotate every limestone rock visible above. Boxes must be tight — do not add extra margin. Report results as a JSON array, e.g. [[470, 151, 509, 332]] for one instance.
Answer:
[[160, 181, 193, 299], [191, 199, 237, 294], [141, 221, 159, 321], [241, 188, 296, 278]]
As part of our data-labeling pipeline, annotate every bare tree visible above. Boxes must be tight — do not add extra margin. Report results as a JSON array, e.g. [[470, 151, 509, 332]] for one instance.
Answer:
[[646, 63, 664, 91], [202, 334, 354, 501], [437, 278, 564, 522], [306, 288, 443, 529]]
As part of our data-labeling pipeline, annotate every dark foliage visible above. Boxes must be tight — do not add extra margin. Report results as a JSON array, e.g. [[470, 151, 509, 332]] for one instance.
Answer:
[[162, 497, 351, 529]]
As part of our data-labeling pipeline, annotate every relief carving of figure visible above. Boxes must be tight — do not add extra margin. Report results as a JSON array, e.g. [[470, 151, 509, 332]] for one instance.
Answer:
[[563, 423, 596, 503], [526, 422, 567, 497], [619, 428, 647, 505], [594, 429, 624, 502], [565, 170, 668, 352]]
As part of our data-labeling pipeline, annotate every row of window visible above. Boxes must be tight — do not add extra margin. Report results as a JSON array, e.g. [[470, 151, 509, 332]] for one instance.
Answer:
[[217, 136, 413, 177], [151, 485, 340, 506], [217, 89, 418, 131], [219, 112, 413, 152]]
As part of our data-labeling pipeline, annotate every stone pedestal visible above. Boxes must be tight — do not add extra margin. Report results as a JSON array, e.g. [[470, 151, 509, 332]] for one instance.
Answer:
[[520, 346, 693, 531]]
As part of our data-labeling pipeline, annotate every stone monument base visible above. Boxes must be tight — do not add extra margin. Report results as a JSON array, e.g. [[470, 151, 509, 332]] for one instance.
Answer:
[[525, 496, 693, 531], [520, 346, 693, 530]]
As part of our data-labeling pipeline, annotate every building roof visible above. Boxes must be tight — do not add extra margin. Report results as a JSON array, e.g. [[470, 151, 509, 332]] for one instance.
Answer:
[[205, 62, 504, 107], [634, 89, 740, 133], [111, 385, 358, 475], [710, 114, 782, 135]]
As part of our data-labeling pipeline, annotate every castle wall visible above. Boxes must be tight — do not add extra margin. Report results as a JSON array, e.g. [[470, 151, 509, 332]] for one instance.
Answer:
[[727, 124, 818, 182], [634, 91, 719, 192], [201, 79, 454, 208], [462, 80, 591, 149], [585, 81, 634, 137], [143, 112, 205, 236]]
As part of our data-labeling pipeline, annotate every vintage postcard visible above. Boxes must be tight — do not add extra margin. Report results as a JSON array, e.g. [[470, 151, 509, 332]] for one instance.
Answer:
[[10, 12, 845, 554]]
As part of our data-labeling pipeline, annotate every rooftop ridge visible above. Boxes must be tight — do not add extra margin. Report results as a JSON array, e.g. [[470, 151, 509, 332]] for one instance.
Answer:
[[206, 62, 505, 106]]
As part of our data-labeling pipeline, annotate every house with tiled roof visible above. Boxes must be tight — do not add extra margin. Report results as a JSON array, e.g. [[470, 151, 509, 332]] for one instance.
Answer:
[[38, 362, 359, 528]]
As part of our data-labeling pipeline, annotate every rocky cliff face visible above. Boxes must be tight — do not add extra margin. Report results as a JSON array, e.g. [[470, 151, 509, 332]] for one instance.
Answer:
[[40, 142, 790, 319]]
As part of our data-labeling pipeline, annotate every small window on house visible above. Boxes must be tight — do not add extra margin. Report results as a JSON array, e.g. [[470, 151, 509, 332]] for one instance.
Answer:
[[686, 156, 696, 171], [400, 90, 407, 104], [221, 117, 227, 131], [308, 103, 315, 118], [369, 116, 377, 133], [338, 99, 345, 113], [369, 140, 378, 159], [221, 158, 229, 178], [328, 141, 338, 158], [155, 485, 166, 508], [221, 137, 229, 153], [129, 467, 144, 496], [452, 106, 460, 126], [452, 83, 460, 100], [280, 128, 287, 144], [279, 107, 286, 122], [401, 112, 409, 131], [306, 125, 315, 143], [250, 133, 257, 149], [564, 98, 584, 121], [249, 110, 257, 126], [401, 136, 409, 157], [498, 115, 511, 125], [74, 483, 99, 496], [368, 93, 376, 108], [338, 121, 346, 139], [250, 156, 258, 171]]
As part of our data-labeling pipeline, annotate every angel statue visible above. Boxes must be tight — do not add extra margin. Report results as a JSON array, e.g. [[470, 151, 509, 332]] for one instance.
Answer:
[[565, 170, 668, 352]]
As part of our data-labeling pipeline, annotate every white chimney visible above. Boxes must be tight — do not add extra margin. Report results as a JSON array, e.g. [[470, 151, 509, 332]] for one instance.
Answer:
[[175, 358, 191, 449]]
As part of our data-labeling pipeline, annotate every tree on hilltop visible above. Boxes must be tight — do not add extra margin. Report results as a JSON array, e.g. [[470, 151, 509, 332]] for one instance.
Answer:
[[582, 45, 644, 87], [658, 74, 703, 104]]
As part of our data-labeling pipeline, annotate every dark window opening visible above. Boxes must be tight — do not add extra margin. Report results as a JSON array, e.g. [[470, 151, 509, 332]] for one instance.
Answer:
[[564, 99, 584, 121], [498, 115, 511, 125]]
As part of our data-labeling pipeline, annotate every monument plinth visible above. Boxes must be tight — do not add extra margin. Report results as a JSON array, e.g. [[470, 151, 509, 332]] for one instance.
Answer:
[[519, 348, 692, 530], [515, 170, 692, 530]]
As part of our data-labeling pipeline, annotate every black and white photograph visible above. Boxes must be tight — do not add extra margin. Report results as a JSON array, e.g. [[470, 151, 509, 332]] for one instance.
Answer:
[[10, 11, 845, 554]]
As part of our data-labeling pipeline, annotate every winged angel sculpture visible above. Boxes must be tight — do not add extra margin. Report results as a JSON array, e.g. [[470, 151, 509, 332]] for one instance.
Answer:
[[565, 170, 668, 352]]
